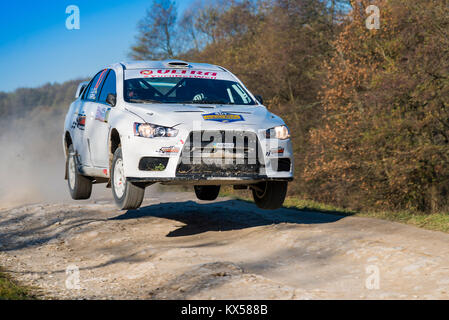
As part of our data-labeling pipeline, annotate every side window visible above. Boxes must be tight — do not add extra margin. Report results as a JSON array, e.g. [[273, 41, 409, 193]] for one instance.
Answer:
[[230, 84, 252, 104], [98, 70, 117, 103], [84, 69, 108, 101], [81, 80, 93, 100]]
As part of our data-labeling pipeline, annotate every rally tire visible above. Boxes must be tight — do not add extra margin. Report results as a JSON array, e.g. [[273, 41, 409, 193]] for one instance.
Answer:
[[194, 185, 221, 201], [111, 147, 145, 210], [252, 181, 288, 210], [67, 145, 92, 200]]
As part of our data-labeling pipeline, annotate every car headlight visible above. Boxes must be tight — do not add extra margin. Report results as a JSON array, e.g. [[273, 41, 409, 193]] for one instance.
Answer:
[[266, 125, 290, 140], [133, 123, 178, 138]]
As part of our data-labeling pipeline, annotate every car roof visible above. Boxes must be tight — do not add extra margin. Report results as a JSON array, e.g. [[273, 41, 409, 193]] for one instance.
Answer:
[[118, 60, 225, 72]]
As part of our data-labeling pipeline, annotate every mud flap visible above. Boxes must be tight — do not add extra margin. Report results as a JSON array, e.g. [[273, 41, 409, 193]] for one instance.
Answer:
[[64, 157, 68, 180], [65, 151, 77, 180]]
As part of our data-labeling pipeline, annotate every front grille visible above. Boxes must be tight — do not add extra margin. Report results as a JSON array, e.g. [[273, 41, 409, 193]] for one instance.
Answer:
[[176, 130, 262, 177]]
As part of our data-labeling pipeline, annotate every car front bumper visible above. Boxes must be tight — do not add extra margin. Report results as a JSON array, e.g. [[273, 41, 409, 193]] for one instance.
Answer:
[[121, 129, 294, 183], [127, 175, 293, 186]]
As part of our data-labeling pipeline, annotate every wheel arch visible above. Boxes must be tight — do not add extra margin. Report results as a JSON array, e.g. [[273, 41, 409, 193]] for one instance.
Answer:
[[107, 128, 121, 187], [64, 131, 73, 180]]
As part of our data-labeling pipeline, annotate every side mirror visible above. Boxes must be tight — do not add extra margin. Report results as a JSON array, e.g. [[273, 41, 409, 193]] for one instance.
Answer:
[[254, 95, 263, 105], [106, 93, 117, 107], [75, 81, 89, 99]]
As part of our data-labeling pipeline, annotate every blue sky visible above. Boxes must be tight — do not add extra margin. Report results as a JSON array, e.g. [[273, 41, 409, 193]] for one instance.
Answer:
[[0, 0, 191, 92]]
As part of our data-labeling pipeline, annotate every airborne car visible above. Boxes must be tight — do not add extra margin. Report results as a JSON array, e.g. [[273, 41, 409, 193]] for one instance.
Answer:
[[63, 61, 293, 210]]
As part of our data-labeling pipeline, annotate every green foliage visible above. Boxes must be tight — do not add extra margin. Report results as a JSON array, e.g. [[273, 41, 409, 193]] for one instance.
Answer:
[[356, 210, 449, 234], [153, 163, 166, 171], [0, 270, 34, 300]]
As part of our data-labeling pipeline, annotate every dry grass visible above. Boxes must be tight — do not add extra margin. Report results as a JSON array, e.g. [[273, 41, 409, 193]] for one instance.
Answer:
[[221, 188, 449, 234], [0, 268, 34, 300]]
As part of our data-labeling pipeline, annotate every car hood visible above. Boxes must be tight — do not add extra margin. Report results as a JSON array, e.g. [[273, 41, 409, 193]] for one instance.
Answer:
[[124, 103, 284, 130]]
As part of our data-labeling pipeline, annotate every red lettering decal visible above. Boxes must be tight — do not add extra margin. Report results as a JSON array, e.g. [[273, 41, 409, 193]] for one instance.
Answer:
[[140, 70, 153, 75]]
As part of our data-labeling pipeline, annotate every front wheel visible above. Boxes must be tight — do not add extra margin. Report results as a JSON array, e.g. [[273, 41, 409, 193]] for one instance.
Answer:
[[112, 147, 145, 210], [252, 181, 288, 210]]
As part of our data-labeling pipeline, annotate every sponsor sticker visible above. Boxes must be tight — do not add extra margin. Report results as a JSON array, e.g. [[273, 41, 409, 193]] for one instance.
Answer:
[[76, 112, 86, 130], [95, 106, 111, 123], [88, 70, 107, 100], [267, 147, 284, 156], [158, 146, 180, 154], [140, 70, 153, 76], [202, 112, 244, 123], [213, 142, 235, 149], [128, 69, 219, 80]]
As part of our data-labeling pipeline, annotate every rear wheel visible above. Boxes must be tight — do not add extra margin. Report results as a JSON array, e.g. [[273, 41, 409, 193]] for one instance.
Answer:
[[67, 145, 92, 200], [112, 147, 145, 210], [194, 185, 221, 201], [252, 181, 288, 210]]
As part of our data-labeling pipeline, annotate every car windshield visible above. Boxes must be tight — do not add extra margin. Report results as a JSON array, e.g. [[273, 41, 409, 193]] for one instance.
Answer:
[[124, 77, 256, 105]]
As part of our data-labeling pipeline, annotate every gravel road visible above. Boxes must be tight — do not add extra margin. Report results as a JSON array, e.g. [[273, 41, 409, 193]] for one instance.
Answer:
[[1, 191, 449, 299]]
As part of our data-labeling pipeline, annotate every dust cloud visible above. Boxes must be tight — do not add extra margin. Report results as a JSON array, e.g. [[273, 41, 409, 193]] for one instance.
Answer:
[[0, 109, 72, 208], [0, 108, 116, 209], [0, 108, 166, 210]]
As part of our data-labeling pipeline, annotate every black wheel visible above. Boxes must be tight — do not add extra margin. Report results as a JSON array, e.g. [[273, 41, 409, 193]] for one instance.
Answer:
[[252, 181, 288, 210], [111, 147, 145, 210], [67, 145, 92, 200], [194, 185, 221, 201]]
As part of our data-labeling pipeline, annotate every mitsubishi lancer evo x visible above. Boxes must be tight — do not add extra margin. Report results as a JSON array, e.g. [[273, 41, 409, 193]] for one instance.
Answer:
[[63, 60, 293, 210]]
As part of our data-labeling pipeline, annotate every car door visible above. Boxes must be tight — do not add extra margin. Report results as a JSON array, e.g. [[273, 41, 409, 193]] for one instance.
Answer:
[[87, 69, 117, 168], [72, 78, 94, 166], [79, 69, 108, 167]]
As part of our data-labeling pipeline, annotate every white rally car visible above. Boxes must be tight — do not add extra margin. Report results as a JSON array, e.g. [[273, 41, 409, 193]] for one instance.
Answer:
[[63, 60, 293, 210]]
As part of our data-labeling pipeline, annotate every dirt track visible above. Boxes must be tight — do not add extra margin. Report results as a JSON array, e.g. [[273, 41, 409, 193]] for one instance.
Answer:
[[1, 190, 449, 299]]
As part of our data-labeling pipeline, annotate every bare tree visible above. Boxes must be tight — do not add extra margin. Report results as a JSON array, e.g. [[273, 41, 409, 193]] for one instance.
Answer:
[[130, 0, 178, 60], [179, 8, 200, 52], [194, 5, 220, 44]]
